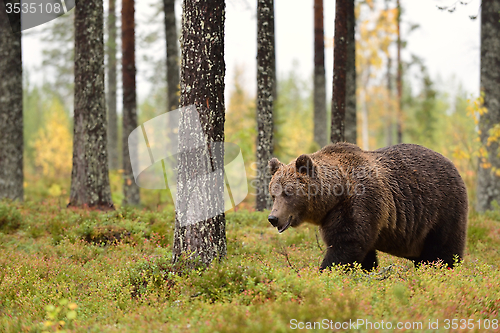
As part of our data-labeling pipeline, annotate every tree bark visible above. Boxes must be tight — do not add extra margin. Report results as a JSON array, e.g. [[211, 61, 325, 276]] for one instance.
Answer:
[[107, 0, 119, 170], [0, 1, 23, 201], [396, 0, 403, 144], [172, 0, 227, 266], [313, 0, 327, 148], [344, 0, 357, 144], [477, 0, 500, 212], [122, 0, 140, 205], [331, 0, 348, 143], [164, 0, 180, 111], [69, 0, 113, 209], [256, 0, 275, 211]]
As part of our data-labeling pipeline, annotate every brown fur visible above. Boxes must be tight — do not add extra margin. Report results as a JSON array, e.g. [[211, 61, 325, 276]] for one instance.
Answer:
[[268, 142, 468, 271]]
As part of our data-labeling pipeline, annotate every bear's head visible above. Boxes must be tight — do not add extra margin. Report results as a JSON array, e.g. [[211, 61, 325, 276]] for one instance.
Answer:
[[267, 154, 326, 233]]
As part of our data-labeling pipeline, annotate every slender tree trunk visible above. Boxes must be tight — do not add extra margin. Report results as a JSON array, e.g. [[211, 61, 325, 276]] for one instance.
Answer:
[[331, 0, 348, 143], [172, 0, 226, 266], [0, 1, 23, 201], [396, 0, 403, 144], [69, 0, 113, 209], [107, 0, 119, 170], [164, 0, 180, 111], [122, 0, 140, 205], [477, 0, 500, 212], [313, 0, 327, 148], [344, 0, 357, 144], [256, 0, 275, 211], [386, 55, 393, 146]]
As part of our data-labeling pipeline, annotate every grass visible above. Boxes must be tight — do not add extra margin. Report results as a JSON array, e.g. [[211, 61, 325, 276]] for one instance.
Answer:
[[0, 200, 499, 332]]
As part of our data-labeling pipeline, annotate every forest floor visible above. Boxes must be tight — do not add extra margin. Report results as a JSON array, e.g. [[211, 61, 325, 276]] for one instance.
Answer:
[[1, 199, 500, 332]]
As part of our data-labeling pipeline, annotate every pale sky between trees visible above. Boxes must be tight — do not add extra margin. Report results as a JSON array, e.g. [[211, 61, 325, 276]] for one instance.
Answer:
[[22, 0, 480, 113]]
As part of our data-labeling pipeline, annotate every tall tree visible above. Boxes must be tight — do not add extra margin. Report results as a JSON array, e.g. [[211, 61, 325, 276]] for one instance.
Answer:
[[107, 0, 119, 170], [313, 0, 327, 148], [331, 0, 348, 143], [122, 0, 140, 205], [172, 0, 227, 266], [0, 1, 23, 201], [256, 0, 275, 211], [477, 0, 500, 212], [396, 0, 403, 143], [344, 0, 357, 144], [164, 0, 180, 111], [69, 0, 113, 209]]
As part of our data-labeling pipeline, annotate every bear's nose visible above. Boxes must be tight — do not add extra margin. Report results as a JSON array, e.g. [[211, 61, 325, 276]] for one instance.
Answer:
[[268, 215, 279, 227]]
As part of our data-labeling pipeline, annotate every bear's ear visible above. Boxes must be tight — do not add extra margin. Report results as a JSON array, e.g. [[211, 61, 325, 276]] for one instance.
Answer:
[[268, 158, 283, 176], [295, 154, 316, 178]]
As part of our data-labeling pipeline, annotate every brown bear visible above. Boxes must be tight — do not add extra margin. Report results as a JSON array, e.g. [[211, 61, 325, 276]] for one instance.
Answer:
[[267, 142, 468, 271]]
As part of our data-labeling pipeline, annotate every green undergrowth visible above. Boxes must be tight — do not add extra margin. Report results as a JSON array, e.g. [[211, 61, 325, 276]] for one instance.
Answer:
[[0, 200, 499, 332]]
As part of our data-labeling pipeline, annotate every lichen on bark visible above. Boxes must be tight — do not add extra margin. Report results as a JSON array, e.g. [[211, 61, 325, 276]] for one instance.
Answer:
[[256, 0, 275, 211], [0, 1, 23, 201], [172, 0, 227, 266], [477, 0, 500, 212], [69, 0, 113, 209]]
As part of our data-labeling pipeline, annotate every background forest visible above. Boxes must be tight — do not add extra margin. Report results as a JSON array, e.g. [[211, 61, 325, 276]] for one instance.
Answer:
[[21, 0, 479, 207], [2, 0, 500, 332]]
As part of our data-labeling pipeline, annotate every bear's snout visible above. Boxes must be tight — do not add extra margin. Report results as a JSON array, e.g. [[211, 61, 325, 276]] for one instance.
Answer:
[[268, 215, 279, 227]]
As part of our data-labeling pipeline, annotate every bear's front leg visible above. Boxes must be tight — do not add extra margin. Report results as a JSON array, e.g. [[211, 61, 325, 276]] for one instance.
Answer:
[[319, 241, 369, 271]]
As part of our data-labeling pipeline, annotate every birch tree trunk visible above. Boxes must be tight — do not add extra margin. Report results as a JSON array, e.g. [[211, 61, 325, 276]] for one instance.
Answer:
[[172, 0, 227, 266], [163, 0, 180, 111], [69, 0, 114, 209], [122, 0, 140, 205], [477, 0, 500, 212], [344, 0, 357, 144], [0, 1, 23, 201], [313, 0, 327, 148], [256, 0, 275, 211], [107, 0, 119, 170], [331, 0, 348, 143]]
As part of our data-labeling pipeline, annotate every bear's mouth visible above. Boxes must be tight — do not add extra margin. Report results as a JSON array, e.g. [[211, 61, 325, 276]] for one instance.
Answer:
[[278, 216, 292, 233]]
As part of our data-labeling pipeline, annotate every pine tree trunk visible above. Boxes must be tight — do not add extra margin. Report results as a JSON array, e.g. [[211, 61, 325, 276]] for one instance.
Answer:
[[256, 0, 275, 211], [122, 0, 140, 205], [107, 0, 119, 170], [172, 0, 227, 266], [331, 0, 348, 143], [0, 2, 23, 201], [477, 0, 500, 212], [164, 0, 180, 111], [344, 0, 357, 144], [396, 0, 403, 144], [69, 0, 114, 209], [313, 0, 327, 148]]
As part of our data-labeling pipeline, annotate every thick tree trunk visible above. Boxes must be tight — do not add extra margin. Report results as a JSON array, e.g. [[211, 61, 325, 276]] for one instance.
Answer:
[[313, 0, 327, 148], [477, 0, 500, 212], [172, 0, 226, 266], [256, 0, 275, 211], [331, 0, 348, 143], [396, 0, 403, 144], [164, 0, 180, 111], [107, 0, 119, 170], [122, 0, 140, 205], [344, 0, 357, 144], [69, 0, 113, 209], [0, 2, 23, 201]]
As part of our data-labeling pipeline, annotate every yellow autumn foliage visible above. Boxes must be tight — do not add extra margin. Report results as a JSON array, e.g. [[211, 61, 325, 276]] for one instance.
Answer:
[[33, 98, 73, 181]]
